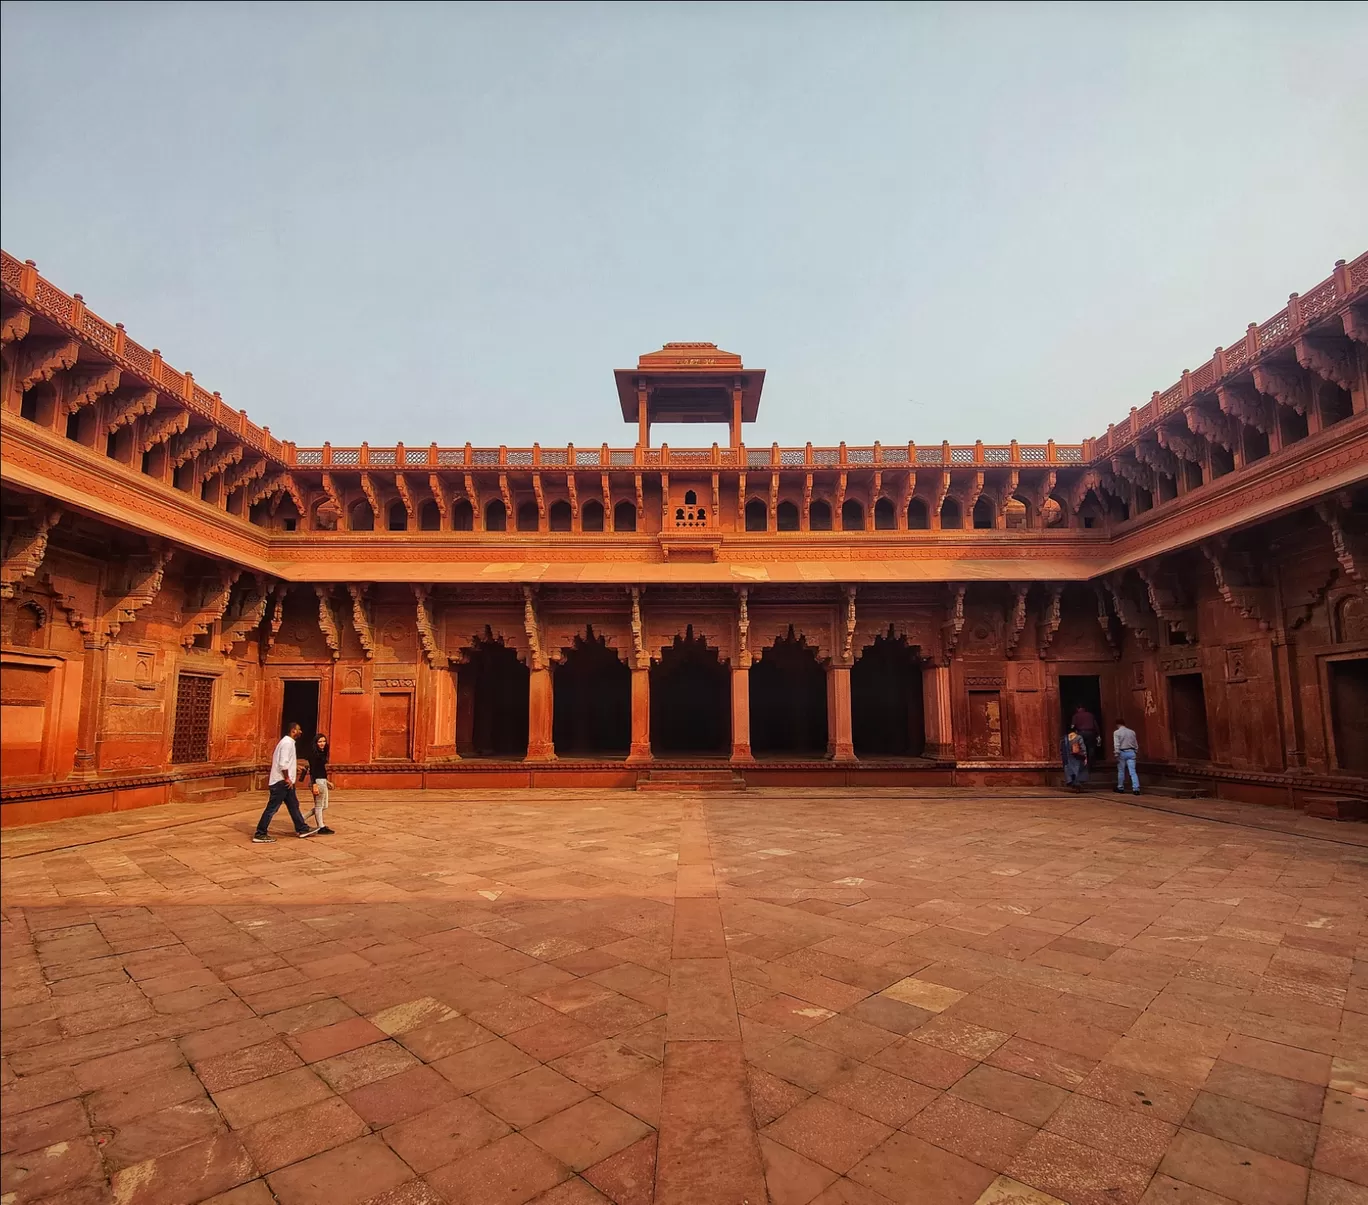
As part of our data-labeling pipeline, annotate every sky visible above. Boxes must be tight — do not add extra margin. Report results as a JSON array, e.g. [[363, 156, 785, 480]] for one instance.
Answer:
[[2, 2, 1365, 451]]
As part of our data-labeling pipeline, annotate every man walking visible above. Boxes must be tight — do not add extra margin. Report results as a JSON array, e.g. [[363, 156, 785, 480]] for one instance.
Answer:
[[253, 722, 319, 843], [1061, 723, 1089, 791], [1113, 717, 1141, 796]]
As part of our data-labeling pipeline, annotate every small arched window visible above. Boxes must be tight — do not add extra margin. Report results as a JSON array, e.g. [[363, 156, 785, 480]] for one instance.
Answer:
[[810, 500, 832, 531], [745, 499, 767, 531], [582, 499, 605, 532], [388, 501, 408, 532], [908, 498, 929, 530], [614, 501, 637, 532], [684, 489, 697, 506], [452, 498, 474, 531], [549, 500, 573, 532], [841, 499, 865, 531], [777, 500, 799, 531], [972, 497, 995, 529], [485, 499, 507, 532], [350, 499, 375, 532], [874, 497, 895, 530], [517, 502, 540, 532], [418, 500, 441, 531], [941, 498, 962, 529]]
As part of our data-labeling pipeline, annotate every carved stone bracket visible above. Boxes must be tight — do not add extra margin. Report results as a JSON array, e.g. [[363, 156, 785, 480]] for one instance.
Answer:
[[942, 583, 966, 661], [315, 586, 341, 660], [1218, 383, 1275, 435], [249, 470, 306, 517], [62, 364, 121, 414], [1342, 307, 1368, 347], [1156, 424, 1204, 465], [1132, 439, 1179, 480], [395, 473, 415, 523], [105, 545, 172, 639], [1184, 399, 1239, 452], [170, 425, 217, 468], [523, 586, 547, 670], [1093, 584, 1120, 658], [1110, 455, 1154, 492], [317, 473, 343, 529], [224, 457, 267, 496], [103, 388, 158, 434], [841, 587, 857, 665], [630, 587, 648, 670], [181, 568, 241, 647], [346, 584, 375, 659], [1017, 470, 1056, 525], [1036, 584, 1063, 658], [463, 474, 482, 524], [12, 337, 78, 393], [360, 473, 382, 525], [1136, 561, 1194, 634], [1202, 537, 1273, 630], [1252, 361, 1309, 415], [1296, 335, 1356, 391], [1005, 583, 1029, 658], [414, 584, 447, 668], [1105, 573, 1158, 650], [219, 575, 270, 652], [198, 442, 244, 482], [1315, 496, 1368, 592], [265, 586, 286, 655], [1, 500, 62, 600], [428, 474, 448, 525], [1, 307, 31, 345], [135, 407, 189, 454]]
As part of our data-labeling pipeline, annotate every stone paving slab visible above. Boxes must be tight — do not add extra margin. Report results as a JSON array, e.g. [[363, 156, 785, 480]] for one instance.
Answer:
[[1, 788, 1365, 1205]]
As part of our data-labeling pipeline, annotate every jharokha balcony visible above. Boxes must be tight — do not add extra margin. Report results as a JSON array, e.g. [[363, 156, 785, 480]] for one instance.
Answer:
[[1, 246, 1366, 822]]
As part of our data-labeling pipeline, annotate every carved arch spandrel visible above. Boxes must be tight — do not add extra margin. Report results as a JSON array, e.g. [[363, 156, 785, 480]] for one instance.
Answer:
[[542, 619, 633, 666], [450, 623, 532, 667], [746, 606, 837, 666], [851, 616, 938, 664], [644, 618, 735, 666]]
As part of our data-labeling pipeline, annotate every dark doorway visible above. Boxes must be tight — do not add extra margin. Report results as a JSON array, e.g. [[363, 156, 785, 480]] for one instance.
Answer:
[[281, 679, 320, 745], [745, 499, 767, 531], [852, 633, 925, 757], [1329, 658, 1368, 773], [457, 634, 529, 757], [650, 625, 729, 756], [750, 628, 827, 757], [1168, 673, 1210, 760], [553, 627, 631, 757], [1059, 674, 1104, 765]]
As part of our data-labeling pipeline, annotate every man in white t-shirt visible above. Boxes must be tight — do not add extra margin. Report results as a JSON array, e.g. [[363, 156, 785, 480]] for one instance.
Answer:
[[253, 723, 320, 843]]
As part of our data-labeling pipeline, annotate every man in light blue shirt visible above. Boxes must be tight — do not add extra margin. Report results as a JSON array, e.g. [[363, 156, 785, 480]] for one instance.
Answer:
[[1113, 719, 1140, 795]]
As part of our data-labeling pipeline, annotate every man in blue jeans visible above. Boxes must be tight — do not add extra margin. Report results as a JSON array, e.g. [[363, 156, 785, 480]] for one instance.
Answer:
[[253, 722, 320, 842], [1113, 717, 1141, 795]]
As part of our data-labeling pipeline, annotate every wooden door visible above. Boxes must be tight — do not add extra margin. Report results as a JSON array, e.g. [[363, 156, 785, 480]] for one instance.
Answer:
[[375, 692, 412, 760], [1329, 658, 1368, 772]]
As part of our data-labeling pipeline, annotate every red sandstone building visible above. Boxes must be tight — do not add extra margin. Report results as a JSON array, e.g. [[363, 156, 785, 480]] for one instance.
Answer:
[[1, 249, 1365, 824]]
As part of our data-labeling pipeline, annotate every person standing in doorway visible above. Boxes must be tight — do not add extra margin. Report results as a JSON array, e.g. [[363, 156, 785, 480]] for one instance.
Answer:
[[253, 722, 319, 842], [1113, 718, 1141, 795], [1071, 703, 1101, 766], [303, 732, 335, 835], [1061, 723, 1089, 791]]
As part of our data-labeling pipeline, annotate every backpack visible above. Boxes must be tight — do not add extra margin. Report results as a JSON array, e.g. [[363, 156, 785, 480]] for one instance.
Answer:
[[1067, 733, 1086, 757]]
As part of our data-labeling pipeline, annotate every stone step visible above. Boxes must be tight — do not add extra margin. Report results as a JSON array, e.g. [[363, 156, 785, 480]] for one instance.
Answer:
[[637, 768, 746, 792], [1303, 796, 1368, 821]]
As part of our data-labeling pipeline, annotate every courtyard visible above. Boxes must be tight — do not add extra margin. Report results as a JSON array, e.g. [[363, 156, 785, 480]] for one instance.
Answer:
[[1, 788, 1365, 1205]]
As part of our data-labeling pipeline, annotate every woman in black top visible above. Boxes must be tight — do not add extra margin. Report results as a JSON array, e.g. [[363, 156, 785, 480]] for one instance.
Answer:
[[302, 733, 335, 834]]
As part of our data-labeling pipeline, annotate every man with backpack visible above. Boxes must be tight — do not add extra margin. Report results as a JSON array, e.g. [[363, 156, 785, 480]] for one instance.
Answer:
[[1060, 723, 1089, 791]]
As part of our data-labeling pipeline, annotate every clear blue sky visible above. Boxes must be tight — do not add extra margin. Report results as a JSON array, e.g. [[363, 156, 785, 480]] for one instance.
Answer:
[[2, 2, 1364, 449]]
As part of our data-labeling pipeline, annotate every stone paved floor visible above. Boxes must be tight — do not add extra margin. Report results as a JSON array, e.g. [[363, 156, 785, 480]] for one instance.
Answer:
[[1, 788, 1365, 1205]]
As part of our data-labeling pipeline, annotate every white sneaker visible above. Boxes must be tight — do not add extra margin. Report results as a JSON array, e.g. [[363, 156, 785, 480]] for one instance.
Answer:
[[297, 827, 321, 838]]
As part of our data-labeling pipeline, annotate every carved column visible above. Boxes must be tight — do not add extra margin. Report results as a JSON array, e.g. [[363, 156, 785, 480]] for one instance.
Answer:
[[730, 667, 751, 762], [827, 665, 856, 762], [628, 667, 651, 763], [923, 661, 954, 759], [526, 666, 555, 761], [71, 636, 108, 776]]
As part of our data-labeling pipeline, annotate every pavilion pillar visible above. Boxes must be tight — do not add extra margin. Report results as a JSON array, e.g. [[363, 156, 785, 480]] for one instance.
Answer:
[[637, 386, 650, 450], [628, 666, 651, 763], [827, 664, 856, 762], [730, 665, 751, 762], [730, 381, 744, 449], [923, 661, 954, 759], [526, 665, 555, 761]]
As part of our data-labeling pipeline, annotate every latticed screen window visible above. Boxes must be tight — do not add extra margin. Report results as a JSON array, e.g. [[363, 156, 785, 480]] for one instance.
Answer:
[[171, 674, 214, 764]]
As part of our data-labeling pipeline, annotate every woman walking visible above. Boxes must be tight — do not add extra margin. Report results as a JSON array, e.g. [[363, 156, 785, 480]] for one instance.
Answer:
[[303, 732, 336, 834]]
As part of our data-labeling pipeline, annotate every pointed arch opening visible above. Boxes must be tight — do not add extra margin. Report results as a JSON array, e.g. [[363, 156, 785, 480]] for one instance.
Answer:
[[484, 499, 507, 531], [745, 498, 768, 532], [841, 499, 865, 531], [387, 501, 408, 532], [516, 502, 540, 532], [552, 626, 630, 757], [750, 627, 828, 758], [940, 497, 963, 529], [418, 500, 441, 531], [810, 499, 833, 531], [349, 499, 375, 532], [613, 501, 637, 532], [549, 499, 573, 532], [452, 498, 474, 530], [456, 631, 528, 758], [777, 500, 800, 531], [649, 625, 729, 757], [972, 496, 995, 529], [582, 499, 605, 532], [852, 631, 925, 757], [907, 498, 929, 530], [874, 497, 895, 530]]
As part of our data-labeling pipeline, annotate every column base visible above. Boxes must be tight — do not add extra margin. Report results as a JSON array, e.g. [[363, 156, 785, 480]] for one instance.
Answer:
[[626, 745, 653, 765], [924, 742, 954, 760], [730, 744, 752, 762], [524, 745, 557, 763], [831, 745, 857, 764]]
